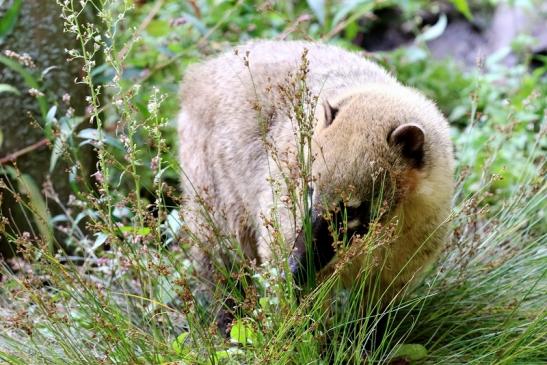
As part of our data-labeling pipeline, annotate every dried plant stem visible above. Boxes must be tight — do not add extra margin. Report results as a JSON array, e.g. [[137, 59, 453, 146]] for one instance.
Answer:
[[0, 138, 49, 165]]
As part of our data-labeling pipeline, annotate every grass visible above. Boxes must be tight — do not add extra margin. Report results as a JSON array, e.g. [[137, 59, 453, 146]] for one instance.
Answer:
[[1, 0, 546, 364]]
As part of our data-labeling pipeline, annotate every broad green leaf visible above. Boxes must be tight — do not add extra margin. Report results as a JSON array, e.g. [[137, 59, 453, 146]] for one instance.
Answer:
[[211, 348, 244, 364], [0, 0, 22, 41], [259, 297, 270, 311], [171, 332, 190, 355], [0, 54, 48, 119], [183, 13, 207, 35], [92, 232, 108, 251], [44, 105, 57, 140], [452, 0, 473, 20], [230, 320, 257, 345], [77, 128, 124, 150], [0, 83, 20, 95], [332, 0, 374, 30], [344, 20, 359, 40], [146, 20, 170, 37], [40, 65, 60, 80], [119, 226, 151, 235], [215, 350, 230, 361], [49, 138, 64, 173], [307, 0, 325, 25], [416, 14, 447, 43], [15, 170, 54, 252], [392, 343, 428, 361], [46, 105, 57, 123]]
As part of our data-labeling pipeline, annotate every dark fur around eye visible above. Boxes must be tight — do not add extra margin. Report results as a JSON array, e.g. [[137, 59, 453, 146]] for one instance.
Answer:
[[337, 202, 372, 237]]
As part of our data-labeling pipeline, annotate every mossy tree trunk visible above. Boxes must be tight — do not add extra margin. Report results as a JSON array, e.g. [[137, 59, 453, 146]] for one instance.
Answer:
[[0, 1, 93, 258]]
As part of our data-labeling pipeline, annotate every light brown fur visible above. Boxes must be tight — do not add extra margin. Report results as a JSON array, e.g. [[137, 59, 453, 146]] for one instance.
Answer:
[[177, 40, 454, 305]]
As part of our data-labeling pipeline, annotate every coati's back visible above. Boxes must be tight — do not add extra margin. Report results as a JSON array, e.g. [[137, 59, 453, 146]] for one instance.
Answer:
[[178, 40, 454, 310], [180, 40, 397, 132]]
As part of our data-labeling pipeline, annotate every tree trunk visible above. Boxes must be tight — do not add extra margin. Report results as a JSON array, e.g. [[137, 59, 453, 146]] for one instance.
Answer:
[[0, 1, 91, 258]]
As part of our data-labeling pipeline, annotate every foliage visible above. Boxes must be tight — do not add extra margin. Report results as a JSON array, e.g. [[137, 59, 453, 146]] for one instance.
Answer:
[[0, 0, 21, 43], [0, 0, 545, 364]]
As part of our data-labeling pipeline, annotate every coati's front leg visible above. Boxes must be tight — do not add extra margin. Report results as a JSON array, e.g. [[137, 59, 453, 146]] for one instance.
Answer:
[[183, 203, 243, 337], [188, 243, 247, 337]]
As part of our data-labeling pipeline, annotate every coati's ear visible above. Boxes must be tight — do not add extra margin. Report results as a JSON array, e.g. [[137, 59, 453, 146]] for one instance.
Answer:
[[388, 123, 425, 167], [323, 99, 338, 127]]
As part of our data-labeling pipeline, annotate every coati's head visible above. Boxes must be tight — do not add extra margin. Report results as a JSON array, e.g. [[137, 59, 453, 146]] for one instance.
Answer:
[[290, 83, 455, 286]]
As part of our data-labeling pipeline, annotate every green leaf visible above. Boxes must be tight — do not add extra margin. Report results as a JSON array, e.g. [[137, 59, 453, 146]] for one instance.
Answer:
[[182, 13, 207, 35], [44, 105, 57, 140], [41, 65, 60, 80], [49, 138, 65, 173], [171, 332, 189, 355], [403, 45, 428, 62], [0, 83, 20, 95], [0, 54, 48, 120], [92, 233, 108, 251], [119, 226, 151, 235], [344, 20, 359, 40], [392, 343, 428, 361], [0, 351, 27, 365], [259, 297, 270, 311], [49, 115, 84, 172], [332, 0, 374, 30], [211, 348, 244, 364], [416, 14, 447, 43], [452, 0, 473, 20], [486, 46, 511, 68], [307, 0, 325, 25], [230, 320, 257, 345], [4, 168, 55, 253], [146, 20, 170, 37], [77, 128, 124, 150], [0, 0, 22, 41]]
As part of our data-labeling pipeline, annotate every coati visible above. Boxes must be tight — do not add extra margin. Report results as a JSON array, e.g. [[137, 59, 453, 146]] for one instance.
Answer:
[[177, 40, 454, 334]]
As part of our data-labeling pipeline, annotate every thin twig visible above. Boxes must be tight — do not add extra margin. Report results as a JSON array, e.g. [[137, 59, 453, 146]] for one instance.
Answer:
[[276, 14, 313, 41], [188, 0, 201, 18], [0, 138, 49, 165]]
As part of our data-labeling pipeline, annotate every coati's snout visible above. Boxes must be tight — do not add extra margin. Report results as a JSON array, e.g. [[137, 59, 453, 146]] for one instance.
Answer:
[[289, 199, 375, 288]]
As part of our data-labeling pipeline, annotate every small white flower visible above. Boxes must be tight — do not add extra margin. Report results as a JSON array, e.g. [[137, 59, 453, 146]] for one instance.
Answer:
[[28, 88, 44, 97], [92, 170, 104, 184]]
